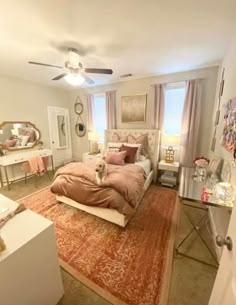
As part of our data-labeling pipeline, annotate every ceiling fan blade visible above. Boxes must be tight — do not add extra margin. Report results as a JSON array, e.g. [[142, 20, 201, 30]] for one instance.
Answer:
[[84, 68, 113, 74], [28, 61, 63, 69], [52, 73, 67, 81], [80, 72, 95, 85]]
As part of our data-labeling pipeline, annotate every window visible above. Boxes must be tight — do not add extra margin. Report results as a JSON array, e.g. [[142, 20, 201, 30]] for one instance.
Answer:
[[93, 93, 106, 142], [163, 82, 186, 135]]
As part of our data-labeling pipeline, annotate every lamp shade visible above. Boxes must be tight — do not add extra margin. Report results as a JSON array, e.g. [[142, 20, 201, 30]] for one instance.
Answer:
[[88, 131, 100, 142]]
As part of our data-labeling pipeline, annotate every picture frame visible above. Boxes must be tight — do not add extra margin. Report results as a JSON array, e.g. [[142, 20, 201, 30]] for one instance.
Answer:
[[121, 94, 147, 123], [214, 110, 220, 126], [218, 79, 224, 98], [208, 158, 221, 174], [211, 137, 216, 152], [222, 98, 236, 152]]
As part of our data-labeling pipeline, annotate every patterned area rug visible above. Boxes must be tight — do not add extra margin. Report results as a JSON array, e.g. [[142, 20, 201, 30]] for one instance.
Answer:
[[19, 185, 179, 305]]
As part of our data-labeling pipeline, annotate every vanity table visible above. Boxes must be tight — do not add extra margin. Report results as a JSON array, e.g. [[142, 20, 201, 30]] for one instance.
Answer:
[[0, 149, 54, 190], [177, 167, 233, 268]]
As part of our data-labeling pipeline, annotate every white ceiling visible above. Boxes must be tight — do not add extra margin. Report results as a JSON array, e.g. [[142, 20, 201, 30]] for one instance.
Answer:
[[0, 0, 235, 89]]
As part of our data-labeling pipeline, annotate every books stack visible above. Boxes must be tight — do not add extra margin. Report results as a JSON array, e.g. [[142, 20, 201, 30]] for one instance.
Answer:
[[159, 171, 177, 187]]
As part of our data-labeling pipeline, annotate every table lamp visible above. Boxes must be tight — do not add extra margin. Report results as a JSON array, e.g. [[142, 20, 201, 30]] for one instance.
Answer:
[[88, 131, 100, 154]]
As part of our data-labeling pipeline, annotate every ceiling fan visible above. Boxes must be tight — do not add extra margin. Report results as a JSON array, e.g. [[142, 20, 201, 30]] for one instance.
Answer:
[[28, 48, 113, 85]]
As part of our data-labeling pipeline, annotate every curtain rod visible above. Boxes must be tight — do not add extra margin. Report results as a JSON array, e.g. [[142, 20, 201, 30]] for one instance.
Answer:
[[151, 78, 204, 87]]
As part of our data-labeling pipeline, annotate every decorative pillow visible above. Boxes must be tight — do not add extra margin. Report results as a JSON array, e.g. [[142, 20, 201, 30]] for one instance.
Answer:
[[139, 154, 147, 161], [111, 133, 128, 143], [127, 134, 148, 156], [18, 135, 30, 146], [120, 145, 138, 163], [19, 128, 36, 142], [123, 143, 142, 161], [106, 142, 123, 152], [105, 151, 126, 165], [4, 139, 17, 148]]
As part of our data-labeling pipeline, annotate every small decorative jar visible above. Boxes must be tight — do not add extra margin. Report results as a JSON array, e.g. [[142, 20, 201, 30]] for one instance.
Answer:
[[38, 141, 44, 150], [193, 156, 210, 182]]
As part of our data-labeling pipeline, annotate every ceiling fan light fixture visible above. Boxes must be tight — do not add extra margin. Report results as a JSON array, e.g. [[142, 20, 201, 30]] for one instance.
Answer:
[[64, 73, 85, 86], [68, 48, 80, 67]]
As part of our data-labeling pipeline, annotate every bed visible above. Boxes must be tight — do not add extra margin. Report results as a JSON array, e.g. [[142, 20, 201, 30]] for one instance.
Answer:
[[53, 129, 160, 227]]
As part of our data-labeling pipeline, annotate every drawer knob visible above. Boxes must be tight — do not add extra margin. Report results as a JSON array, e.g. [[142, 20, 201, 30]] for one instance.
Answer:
[[216, 235, 233, 251]]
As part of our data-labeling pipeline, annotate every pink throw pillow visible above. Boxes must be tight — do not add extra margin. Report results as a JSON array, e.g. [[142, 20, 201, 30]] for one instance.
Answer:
[[105, 151, 126, 165], [120, 145, 138, 163], [4, 139, 17, 148]]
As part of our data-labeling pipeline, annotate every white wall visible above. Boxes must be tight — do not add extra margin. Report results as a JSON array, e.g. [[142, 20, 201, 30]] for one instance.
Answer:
[[0, 75, 70, 149], [69, 66, 218, 161], [0, 75, 70, 179], [208, 37, 236, 259]]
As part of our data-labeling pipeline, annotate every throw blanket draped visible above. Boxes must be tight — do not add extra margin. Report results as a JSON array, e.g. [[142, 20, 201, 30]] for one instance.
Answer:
[[51, 161, 145, 215]]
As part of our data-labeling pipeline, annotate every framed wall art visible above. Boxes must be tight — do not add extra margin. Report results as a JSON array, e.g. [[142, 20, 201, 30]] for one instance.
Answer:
[[222, 97, 236, 152], [121, 94, 147, 123], [208, 158, 221, 174]]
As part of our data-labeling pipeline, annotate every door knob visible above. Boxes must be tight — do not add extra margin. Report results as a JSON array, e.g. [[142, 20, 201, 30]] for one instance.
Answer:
[[216, 235, 233, 251]]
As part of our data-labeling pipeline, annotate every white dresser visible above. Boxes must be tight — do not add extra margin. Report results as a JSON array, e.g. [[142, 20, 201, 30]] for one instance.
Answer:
[[0, 149, 54, 190], [0, 194, 64, 305]]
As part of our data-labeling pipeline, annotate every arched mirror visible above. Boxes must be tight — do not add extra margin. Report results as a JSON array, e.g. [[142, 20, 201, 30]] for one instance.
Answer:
[[0, 121, 41, 151], [75, 123, 86, 137]]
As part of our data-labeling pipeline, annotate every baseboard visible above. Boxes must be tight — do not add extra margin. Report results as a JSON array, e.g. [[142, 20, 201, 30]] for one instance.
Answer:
[[208, 207, 222, 262]]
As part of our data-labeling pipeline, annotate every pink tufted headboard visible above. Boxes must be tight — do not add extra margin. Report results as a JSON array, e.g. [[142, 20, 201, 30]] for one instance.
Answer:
[[105, 129, 161, 181]]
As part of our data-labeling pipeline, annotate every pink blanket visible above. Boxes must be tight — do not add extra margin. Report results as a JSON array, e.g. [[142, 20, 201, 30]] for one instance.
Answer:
[[22, 156, 45, 175], [51, 161, 145, 215]]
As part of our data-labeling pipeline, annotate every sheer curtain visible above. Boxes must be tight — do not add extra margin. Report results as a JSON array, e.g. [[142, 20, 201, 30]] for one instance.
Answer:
[[152, 84, 165, 130], [87, 94, 94, 131], [106, 90, 117, 129], [180, 79, 202, 167]]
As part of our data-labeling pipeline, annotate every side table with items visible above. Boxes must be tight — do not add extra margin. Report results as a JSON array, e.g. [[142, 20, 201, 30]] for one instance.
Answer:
[[158, 160, 179, 187], [82, 152, 102, 162], [177, 166, 234, 268]]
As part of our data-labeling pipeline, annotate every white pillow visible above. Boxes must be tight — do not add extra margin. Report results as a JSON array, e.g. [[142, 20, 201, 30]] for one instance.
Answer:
[[106, 142, 123, 152], [139, 154, 147, 161], [19, 135, 30, 146]]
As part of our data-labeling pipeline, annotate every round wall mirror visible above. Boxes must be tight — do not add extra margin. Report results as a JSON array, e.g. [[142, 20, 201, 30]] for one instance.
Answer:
[[74, 102, 83, 115], [75, 123, 86, 137]]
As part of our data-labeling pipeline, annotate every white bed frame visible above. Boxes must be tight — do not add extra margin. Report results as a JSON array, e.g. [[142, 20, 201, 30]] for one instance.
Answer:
[[56, 129, 160, 227]]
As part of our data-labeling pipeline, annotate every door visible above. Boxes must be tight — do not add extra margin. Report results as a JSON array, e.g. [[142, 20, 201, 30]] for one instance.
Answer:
[[48, 106, 72, 166], [209, 200, 236, 305]]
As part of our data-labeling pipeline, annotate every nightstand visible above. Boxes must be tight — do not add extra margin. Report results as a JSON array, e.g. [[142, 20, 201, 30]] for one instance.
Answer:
[[158, 160, 179, 187], [82, 152, 102, 162]]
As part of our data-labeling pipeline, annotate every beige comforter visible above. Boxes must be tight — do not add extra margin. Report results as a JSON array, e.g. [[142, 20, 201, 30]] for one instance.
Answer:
[[51, 161, 145, 215]]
